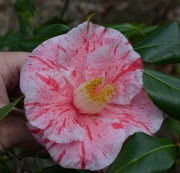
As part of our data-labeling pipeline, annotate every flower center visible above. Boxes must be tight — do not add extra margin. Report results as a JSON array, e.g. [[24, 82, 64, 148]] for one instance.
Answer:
[[73, 77, 118, 114]]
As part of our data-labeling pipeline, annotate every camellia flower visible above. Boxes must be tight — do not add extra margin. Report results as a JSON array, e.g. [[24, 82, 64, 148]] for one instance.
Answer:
[[20, 22, 163, 171]]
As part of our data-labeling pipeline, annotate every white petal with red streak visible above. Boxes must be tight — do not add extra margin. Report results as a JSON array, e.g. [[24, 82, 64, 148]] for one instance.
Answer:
[[103, 89, 164, 135], [43, 115, 127, 171], [20, 21, 163, 171], [25, 103, 86, 144], [29, 88, 163, 170]]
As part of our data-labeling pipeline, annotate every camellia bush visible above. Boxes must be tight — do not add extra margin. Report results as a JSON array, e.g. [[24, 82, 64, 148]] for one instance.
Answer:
[[0, 0, 180, 173]]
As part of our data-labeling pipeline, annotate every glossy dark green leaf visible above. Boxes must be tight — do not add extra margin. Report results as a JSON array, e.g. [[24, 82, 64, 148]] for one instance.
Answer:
[[34, 24, 70, 38], [39, 165, 80, 173], [39, 16, 73, 28], [108, 23, 145, 39], [108, 23, 158, 43], [18, 38, 45, 52], [108, 23, 144, 34], [107, 133, 178, 173], [0, 96, 24, 120], [143, 68, 180, 120], [19, 24, 70, 52], [134, 22, 180, 65], [168, 118, 180, 137]]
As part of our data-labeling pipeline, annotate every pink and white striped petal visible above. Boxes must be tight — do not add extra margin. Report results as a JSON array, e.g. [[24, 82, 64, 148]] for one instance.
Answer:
[[102, 89, 164, 136], [25, 103, 86, 144], [39, 89, 163, 170], [20, 21, 164, 171], [85, 44, 143, 105], [43, 116, 127, 171]]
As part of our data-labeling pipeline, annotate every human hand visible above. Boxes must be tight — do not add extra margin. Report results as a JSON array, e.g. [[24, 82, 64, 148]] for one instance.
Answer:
[[0, 52, 40, 151]]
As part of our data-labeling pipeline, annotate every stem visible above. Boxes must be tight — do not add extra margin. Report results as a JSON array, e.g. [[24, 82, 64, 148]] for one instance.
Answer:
[[60, 0, 70, 19]]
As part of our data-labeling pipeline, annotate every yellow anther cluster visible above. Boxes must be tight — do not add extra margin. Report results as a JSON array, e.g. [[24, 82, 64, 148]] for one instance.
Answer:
[[93, 84, 117, 104], [84, 77, 117, 104], [74, 77, 118, 114], [85, 77, 104, 91]]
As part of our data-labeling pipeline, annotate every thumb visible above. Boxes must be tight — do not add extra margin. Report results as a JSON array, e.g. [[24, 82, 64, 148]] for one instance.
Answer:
[[0, 52, 40, 150]]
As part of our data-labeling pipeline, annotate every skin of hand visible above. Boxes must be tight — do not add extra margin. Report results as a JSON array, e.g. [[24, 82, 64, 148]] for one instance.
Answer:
[[0, 52, 40, 151]]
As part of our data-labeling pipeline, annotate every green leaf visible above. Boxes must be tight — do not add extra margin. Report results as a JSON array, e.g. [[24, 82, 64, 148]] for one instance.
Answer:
[[0, 163, 16, 173], [14, 0, 35, 16], [38, 165, 97, 173], [14, 0, 35, 38], [0, 31, 21, 51], [15, 0, 35, 38], [18, 38, 45, 52], [107, 132, 178, 173], [143, 68, 180, 120], [39, 16, 73, 27], [32, 152, 51, 160], [0, 96, 24, 120], [38, 165, 80, 173], [168, 118, 180, 137], [108, 23, 158, 44], [108, 23, 145, 37], [34, 24, 70, 39], [18, 13, 33, 37], [18, 24, 70, 52], [134, 22, 180, 65]]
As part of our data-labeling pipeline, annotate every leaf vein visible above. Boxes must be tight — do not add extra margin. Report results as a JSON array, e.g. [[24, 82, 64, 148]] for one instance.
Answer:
[[115, 144, 176, 173], [134, 42, 180, 50], [144, 70, 180, 92]]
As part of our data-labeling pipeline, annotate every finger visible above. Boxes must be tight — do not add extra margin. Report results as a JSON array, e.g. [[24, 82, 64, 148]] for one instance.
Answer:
[[0, 52, 29, 103], [0, 52, 40, 150], [0, 76, 9, 104], [0, 108, 41, 151]]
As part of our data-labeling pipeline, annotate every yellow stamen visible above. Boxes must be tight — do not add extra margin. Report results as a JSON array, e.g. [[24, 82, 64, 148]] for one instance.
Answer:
[[73, 77, 118, 114]]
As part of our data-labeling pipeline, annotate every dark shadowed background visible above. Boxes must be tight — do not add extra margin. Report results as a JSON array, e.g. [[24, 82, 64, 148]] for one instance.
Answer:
[[0, 0, 180, 35]]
